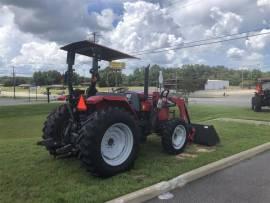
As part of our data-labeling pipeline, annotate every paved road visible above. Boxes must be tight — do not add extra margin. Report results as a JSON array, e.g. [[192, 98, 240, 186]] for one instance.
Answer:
[[189, 94, 252, 107], [0, 92, 256, 107], [148, 151, 270, 203], [0, 98, 34, 106]]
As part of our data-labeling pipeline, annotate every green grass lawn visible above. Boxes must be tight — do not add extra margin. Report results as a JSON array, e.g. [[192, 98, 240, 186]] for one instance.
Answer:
[[189, 104, 270, 122], [0, 104, 270, 203]]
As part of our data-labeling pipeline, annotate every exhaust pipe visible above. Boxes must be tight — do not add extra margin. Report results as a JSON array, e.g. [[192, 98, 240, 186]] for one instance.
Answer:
[[144, 64, 150, 100]]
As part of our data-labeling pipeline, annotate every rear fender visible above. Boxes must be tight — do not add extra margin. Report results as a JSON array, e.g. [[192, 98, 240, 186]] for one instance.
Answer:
[[86, 95, 138, 118]]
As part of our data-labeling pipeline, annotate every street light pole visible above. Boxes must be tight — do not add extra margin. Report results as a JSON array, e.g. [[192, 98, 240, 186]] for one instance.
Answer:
[[241, 69, 244, 89]]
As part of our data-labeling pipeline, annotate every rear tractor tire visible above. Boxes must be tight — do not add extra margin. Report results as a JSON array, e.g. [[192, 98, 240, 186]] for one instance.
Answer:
[[42, 104, 71, 155], [79, 108, 140, 177], [161, 119, 188, 155]]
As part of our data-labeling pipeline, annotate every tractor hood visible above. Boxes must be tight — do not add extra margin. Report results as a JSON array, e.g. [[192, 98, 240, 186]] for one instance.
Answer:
[[86, 95, 128, 104]]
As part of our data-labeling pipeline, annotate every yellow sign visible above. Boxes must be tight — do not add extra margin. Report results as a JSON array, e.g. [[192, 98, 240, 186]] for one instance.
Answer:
[[110, 61, 126, 70]]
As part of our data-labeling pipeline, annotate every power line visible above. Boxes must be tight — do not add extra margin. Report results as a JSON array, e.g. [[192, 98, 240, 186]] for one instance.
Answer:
[[134, 30, 270, 56], [130, 26, 270, 55]]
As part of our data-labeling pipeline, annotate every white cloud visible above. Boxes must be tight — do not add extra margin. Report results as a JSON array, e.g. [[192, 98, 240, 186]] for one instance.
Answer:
[[0, 6, 38, 75], [257, 0, 270, 7], [1, 0, 270, 75], [11, 41, 94, 75], [107, 1, 185, 67], [95, 9, 116, 29], [246, 52, 264, 62], [245, 29, 270, 50], [205, 7, 243, 37], [0, 6, 88, 76], [227, 47, 245, 59], [0, 0, 102, 43], [11, 42, 65, 65]]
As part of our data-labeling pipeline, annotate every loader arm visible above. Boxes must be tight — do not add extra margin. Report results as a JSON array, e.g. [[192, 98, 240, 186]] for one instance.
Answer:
[[169, 97, 191, 124], [169, 96, 220, 145]]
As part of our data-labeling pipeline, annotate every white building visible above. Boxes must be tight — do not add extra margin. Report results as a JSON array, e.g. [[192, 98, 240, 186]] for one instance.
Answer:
[[204, 80, 229, 90]]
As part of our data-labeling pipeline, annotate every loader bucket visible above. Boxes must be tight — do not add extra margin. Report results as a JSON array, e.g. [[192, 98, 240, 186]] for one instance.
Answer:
[[192, 124, 220, 146]]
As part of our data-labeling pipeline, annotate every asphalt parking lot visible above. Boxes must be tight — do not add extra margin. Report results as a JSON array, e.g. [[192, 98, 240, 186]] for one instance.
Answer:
[[189, 94, 252, 107], [0, 97, 52, 106], [1, 90, 254, 107], [148, 151, 270, 203], [0, 98, 33, 106]]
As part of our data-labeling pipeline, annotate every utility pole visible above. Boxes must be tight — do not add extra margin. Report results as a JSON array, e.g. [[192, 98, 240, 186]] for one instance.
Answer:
[[93, 32, 96, 43], [89, 32, 98, 43], [12, 66, 16, 99]]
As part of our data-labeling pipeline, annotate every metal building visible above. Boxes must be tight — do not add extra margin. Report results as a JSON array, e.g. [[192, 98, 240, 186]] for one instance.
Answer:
[[204, 80, 229, 90]]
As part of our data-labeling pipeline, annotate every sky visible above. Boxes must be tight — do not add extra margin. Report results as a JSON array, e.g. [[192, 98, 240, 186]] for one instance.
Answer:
[[0, 0, 270, 76]]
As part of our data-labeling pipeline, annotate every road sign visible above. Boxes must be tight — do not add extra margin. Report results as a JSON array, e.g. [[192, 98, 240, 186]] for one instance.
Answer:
[[110, 61, 126, 70]]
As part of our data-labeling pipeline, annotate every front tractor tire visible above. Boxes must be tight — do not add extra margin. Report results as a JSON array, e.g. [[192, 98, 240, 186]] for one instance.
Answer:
[[79, 108, 139, 177], [161, 119, 188, 155], [42, 104, 70, 155]]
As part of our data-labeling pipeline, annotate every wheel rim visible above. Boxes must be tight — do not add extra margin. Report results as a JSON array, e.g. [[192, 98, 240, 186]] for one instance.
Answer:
[[101, 123, 134, 166], [172, 125, 186, 150]]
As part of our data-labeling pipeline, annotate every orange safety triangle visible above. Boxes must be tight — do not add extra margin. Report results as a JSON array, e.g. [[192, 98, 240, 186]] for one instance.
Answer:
[[77, 95, 87, 111]]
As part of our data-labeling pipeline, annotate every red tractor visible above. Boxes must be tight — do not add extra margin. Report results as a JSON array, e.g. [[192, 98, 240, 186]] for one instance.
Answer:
[[38, 40, 219, 177], [251, 78, 270, 112]]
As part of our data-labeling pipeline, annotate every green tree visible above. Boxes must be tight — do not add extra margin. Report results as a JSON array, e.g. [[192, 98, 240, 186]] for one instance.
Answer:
[[98, 67, 125, 87], [33, 70, 62, 85]]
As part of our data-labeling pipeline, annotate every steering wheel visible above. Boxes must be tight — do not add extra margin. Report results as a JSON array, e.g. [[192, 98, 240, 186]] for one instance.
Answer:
[[160, 89, 169, 99], [112, 87, 128, 93], [159, 89, 176, 108]]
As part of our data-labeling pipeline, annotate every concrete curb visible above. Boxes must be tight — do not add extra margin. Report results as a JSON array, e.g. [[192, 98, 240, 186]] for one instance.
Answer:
[[107, 142, 270, 203]]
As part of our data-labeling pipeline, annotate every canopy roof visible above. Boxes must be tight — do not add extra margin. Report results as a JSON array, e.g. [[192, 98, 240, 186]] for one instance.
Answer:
[[61, 40, 138, 61]]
